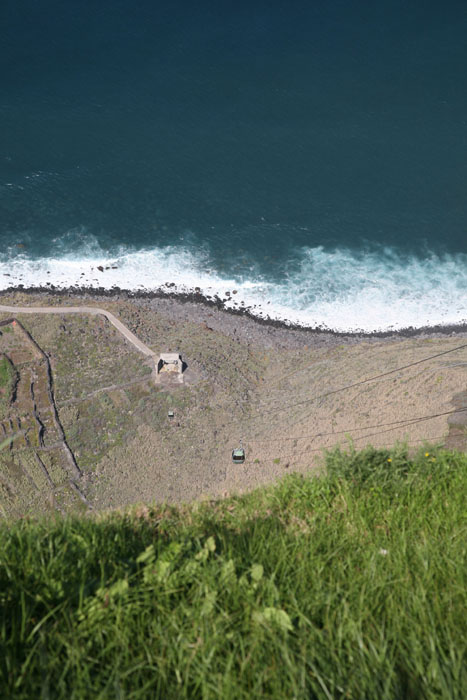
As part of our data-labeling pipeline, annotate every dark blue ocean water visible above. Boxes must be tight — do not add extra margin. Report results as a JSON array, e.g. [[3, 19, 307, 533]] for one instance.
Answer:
[[1, 0, 466, 330]]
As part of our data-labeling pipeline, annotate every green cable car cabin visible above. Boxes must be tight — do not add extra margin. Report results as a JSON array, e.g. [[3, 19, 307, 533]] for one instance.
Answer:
[[232, 446, 245, 464]]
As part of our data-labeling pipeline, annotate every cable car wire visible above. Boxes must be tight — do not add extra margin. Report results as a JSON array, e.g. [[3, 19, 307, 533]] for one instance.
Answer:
[[255, 360, 441, 423], [246, 342, 467, 422], [245, 406, 467, 445], [257, 341, 429, 395], [249, 430, 449, 465], [229, 341, 467, 459]]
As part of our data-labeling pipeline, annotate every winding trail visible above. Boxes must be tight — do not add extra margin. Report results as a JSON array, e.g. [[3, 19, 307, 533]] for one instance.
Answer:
[[0, 304, 156, 359]]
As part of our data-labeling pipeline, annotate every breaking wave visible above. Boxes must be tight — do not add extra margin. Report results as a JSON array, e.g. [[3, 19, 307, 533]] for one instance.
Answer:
[[1, 237, 466, 333]]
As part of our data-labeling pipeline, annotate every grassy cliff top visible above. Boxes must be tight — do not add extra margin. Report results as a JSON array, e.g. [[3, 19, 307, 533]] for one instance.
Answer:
[[1, 444, 466, 699]]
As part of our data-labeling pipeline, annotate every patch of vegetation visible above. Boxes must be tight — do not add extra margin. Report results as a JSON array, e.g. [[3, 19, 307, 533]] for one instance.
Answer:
[[0, 355, 15, 418], [1, 444, 466, 698], [0, 356, 13, 389]]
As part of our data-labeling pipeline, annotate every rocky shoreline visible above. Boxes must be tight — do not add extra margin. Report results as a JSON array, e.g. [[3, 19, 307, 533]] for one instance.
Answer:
[[2, 284, 467, 346]]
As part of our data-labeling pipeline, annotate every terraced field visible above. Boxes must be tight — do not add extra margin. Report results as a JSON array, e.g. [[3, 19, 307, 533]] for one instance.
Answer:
[[0, 319, 89, 516]]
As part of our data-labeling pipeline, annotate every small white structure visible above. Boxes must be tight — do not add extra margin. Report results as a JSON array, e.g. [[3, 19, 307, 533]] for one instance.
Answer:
[[156, 353, 184, 383]]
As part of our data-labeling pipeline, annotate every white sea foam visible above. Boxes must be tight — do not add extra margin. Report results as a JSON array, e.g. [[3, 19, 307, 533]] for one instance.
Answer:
[[1, 242, 466, 333]]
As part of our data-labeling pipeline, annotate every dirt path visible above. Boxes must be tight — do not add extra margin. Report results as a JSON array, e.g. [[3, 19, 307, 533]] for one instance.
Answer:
[[0, 304, 156, 359]]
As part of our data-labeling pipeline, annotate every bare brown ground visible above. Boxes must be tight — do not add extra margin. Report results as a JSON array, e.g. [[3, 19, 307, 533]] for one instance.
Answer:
[[1, 289, 466, 517]]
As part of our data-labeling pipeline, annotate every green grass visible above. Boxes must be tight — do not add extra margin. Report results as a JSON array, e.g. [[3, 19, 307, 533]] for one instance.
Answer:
[[0, 444, 466, 699], [0, 355, 15, 419], [0, 355, 13, 390]]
